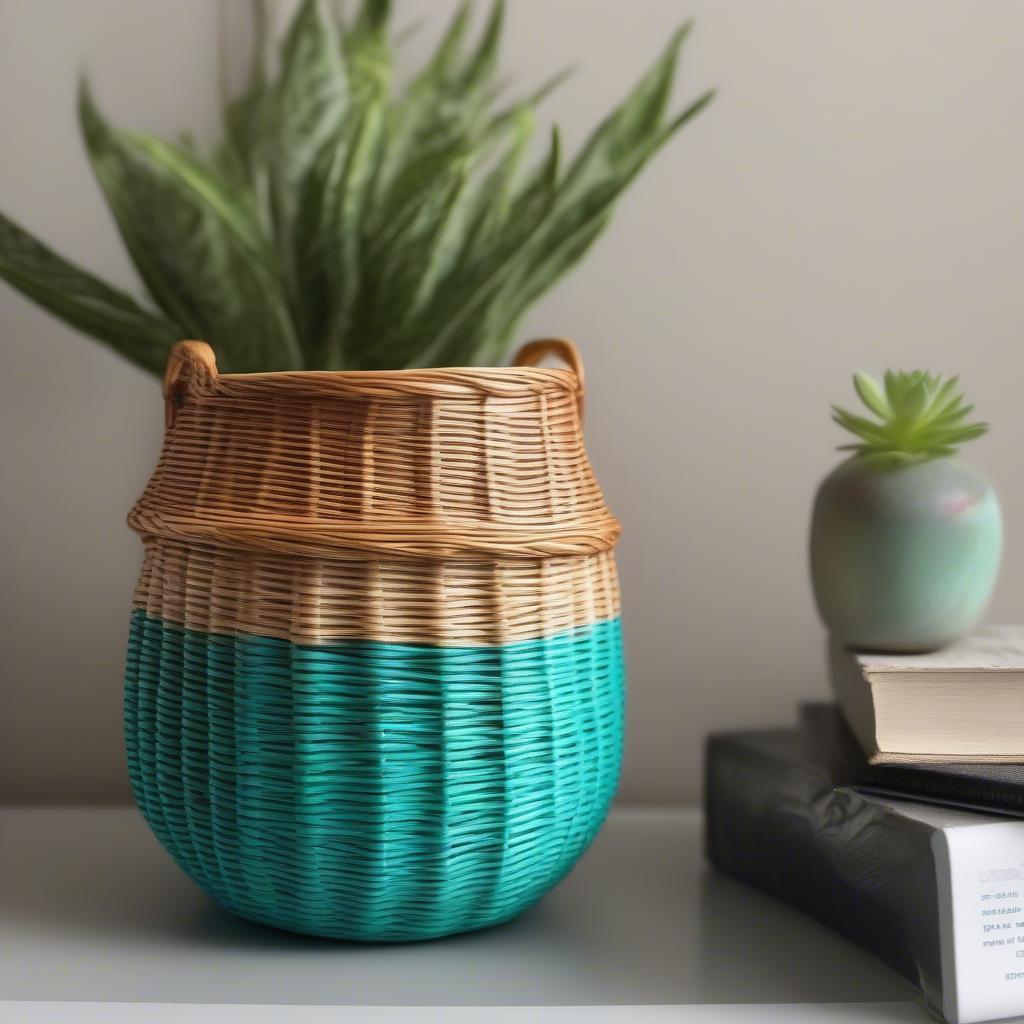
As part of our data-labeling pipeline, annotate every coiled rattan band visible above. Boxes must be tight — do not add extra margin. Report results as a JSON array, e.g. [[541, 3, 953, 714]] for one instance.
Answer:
[[128, 510, 618, 560]]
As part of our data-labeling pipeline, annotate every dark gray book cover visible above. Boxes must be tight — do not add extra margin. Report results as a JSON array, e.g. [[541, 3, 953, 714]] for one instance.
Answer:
[[705, 729, 941, 1002], [706, 726, 1024, 1023]]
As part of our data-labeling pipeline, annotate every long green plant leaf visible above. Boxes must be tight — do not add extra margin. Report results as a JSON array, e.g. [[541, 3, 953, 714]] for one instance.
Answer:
[[217, 0, 271, 195], [273, 0, 347, 189], [79, 81, 301, 372], [0, 212, 181, 374]]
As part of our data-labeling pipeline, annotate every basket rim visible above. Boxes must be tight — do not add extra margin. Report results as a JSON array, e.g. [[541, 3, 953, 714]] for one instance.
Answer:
[[196, 364, 581, 403], [165, 340, 586, 408], [220, 363, 574, 380]]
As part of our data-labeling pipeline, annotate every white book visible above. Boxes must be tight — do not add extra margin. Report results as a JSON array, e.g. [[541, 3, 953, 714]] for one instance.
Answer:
[[855, 795, 1024, 1024], [930, 812, 1024, 1023], [829, 625, 1024, 764]]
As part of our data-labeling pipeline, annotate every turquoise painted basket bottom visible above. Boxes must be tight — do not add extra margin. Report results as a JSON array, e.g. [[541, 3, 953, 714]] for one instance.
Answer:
[[124, 611, 625, 941]]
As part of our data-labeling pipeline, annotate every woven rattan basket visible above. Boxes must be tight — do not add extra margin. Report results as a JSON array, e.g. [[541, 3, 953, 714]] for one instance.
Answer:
[[124, 337, 624, 941]]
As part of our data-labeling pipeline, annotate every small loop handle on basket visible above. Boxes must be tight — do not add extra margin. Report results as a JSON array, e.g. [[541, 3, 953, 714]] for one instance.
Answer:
[[513, 337, 586, 424], [164, 341, 218, 430]]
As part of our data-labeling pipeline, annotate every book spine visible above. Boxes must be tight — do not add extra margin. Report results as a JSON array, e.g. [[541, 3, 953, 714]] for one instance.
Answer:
[[705, 731, 944, 1011]]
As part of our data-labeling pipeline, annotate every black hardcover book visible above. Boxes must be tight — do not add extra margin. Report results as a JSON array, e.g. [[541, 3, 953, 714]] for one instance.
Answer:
[[705, 726, 1024, 1024], [705, 728, 941, 1002], [804, 702, 1024, 817]]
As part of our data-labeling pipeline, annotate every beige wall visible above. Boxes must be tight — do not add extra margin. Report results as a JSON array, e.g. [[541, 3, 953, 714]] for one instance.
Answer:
[[3, 0, 1024, 804]]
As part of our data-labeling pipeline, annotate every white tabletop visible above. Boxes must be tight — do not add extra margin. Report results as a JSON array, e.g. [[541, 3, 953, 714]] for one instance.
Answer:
[[1, 806, 927, 1021]]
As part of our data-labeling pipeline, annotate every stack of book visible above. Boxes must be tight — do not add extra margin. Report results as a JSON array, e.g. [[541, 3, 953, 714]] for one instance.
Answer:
[[706, 625, 1024, 1024]]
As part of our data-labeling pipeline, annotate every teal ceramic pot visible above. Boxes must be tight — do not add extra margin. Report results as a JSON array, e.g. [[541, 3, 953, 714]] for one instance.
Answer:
[[810, 457, 1002, 652]]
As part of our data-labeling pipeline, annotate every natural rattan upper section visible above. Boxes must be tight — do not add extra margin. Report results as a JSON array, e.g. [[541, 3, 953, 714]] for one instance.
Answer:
[[129, 340, 621, 560]]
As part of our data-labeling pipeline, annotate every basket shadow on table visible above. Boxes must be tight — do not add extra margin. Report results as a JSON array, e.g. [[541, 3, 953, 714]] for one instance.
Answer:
[[6, 808, 693, 1004]]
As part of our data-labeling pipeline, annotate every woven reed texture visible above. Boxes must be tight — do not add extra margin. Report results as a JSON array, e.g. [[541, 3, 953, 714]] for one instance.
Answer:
[[134, 340, 618, 560], [135, 539, 620, 646], [124, 339, 624, 941], [125, 611, 624, 940]]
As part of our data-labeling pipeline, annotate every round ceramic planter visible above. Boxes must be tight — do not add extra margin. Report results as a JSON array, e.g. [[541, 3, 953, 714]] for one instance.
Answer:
[[810, 457, 1001, 652]]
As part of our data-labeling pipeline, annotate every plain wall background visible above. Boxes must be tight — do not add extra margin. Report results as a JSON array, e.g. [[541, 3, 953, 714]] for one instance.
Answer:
[[3, 0, 1023, 805]]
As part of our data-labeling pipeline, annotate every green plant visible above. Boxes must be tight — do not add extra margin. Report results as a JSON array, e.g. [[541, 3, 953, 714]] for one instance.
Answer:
[[832, 370, 988, 466], [0, 0, 713, 374]]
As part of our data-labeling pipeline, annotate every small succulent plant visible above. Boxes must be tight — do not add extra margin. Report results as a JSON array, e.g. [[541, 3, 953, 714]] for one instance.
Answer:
[[832, 370, 988, 466], [813, 367, 1001, 651]]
